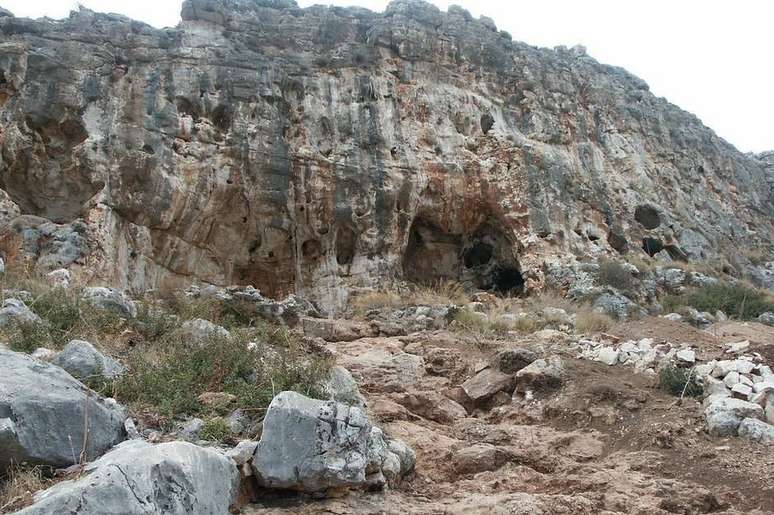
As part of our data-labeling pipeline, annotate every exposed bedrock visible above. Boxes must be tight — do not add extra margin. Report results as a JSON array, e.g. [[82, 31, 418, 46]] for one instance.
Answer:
[[0, 0, 772, 310]]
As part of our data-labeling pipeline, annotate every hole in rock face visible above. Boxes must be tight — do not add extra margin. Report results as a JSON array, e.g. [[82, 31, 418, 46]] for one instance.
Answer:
[[404, 217, 524, 295], [642, 237, 663, 257], [480, 112, 495, 134], [302, 239, 322, 259], [463, 242, 493, 268], [634, 204, 661, 229], [607, 231, 628, 253], [336, 226, 357, 265]]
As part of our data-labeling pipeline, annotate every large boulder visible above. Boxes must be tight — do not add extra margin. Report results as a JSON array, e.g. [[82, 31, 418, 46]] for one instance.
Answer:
[[178, 318, 230, 345], [81, 287, 137, 319], [0, 349, 126, 471], [51, 340, 126, 380], [252, 391, 414, 493], [16, 440, 239, 515], [460, 367, 514, 404]]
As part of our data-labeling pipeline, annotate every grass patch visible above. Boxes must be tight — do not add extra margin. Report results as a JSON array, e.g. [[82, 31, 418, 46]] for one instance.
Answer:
[[451, 309, 510, 340], [3, 321, 51, 353], [350, 280, 470, 316], [597, 259, 637, 293], [113, 325, 331, 420], [661, 282, 774, 320], [575, 307, 614, 333], [200, 417, 232, 442], [0, 464, 50, 513], [658, 364, 703, 398]]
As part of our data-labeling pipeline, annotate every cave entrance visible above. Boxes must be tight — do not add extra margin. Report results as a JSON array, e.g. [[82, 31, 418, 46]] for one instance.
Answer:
[[403, 218, 524, 295]]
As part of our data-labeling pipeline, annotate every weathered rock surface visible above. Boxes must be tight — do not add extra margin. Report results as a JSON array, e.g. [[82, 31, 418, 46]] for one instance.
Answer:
[[0, 0, 771, 309], [704, 395, 764, 437], [252, 391, 414, 493], [16, 440, 239, 515], [0, 298, 41, 328], [81, 287, 137, 318], [0, 349, 126, 471], [178, 317, 230, 345], [51, 339, 126, 380]]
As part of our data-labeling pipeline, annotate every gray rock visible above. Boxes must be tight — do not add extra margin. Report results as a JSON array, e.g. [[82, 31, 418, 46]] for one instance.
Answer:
[[224, 439, 258, 465], [82, 287, 137, 319], [226, 409, 249, 434], [0, 298, 42, 328], [656, 267, 686, 293], [252, 391, 413, 493], [179, 418, 204, 442], [597, 347, 619, 366], [45, 268, 71, 289], [461, 367, 514, 404], [178, 318, 230, 345], [704, 395, 764, 436], [51, 340, 126, 380], [737, 417, 774, 443], [675, 349, 696, 365], [515, 355, 564, 389], [758, 312, 774, 326], [0, 349, 125, 471], [16, 440, 239, 514], [320, 365, 367, 408], [592, 292, 639, 320]]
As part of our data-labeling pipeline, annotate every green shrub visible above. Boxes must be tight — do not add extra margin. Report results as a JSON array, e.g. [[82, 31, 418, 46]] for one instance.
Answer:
[[27, 288, 80, 343], [200, 417, 232, 442], [597, 259, 637, 293], [114, 326, 331, 418], [658, 364, 703, 397], [3, 321, 51, 353], [662, 282, 774, 320]]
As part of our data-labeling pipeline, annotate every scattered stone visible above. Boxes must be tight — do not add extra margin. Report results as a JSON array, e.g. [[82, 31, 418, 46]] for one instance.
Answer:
[[452, 443, 509, 474], [723, 371, 741, 389], [252, 391, 413, 493], [704, 396, 764, 436], [676, 349, 696, 365], [179, 318, 230, 345], [597, 347, 619, 366], [663, 313, 683, 322], [52, 340, 126, 380], [0, 298, 42, 328], [731, 383, 752, 400], [0, 349, 126, 471], [16, 440, 239, 514], [737, 417, 774, 443], [758, 312, 774, 326], [461, 368, 514, 404], [124, 418, 141, 440], [82, 287, 137, 318], [179, 418, 205, 442], [515, 355, 564, 390], [725, 340, 750, 354], [31, 347, 56, 361], [46, 268, 71, 289], [394, 391, 467, 424], [227, 409, 249, 434], [225, 439, 258, 466]]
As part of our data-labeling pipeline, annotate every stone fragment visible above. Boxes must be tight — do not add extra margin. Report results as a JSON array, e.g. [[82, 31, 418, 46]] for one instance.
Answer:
[[757, 312, 774, 326], [723, 371, 741, 389], [16, 440, 239, 515], [452, 443, 509, 474], [320, 365, 367, 408], [731, 383, 752, 400], [461, 367, 514, 404], [724, 340, 750, 354], [46, 268, 71, 289], [704, 396, 764, 436], [52, 340, 126, 380], [737, 417, 774, 443], [597, 347, 619, 366], [179, 418, 205, 442], [493, 348, 537, 374], [675, 349, 695, 365]]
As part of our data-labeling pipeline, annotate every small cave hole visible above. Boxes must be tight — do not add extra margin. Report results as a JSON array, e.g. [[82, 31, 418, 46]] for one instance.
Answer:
[[302, 239, 322, 260], [141, 144, 155, 155], [607, 231, 628, 253], [634, 204, 661, 230], [0, 69, 6, 85], [642, 237, 663, 257], [211, 105, 232, 132], [480, 112, 494, 134], [492, 267, 525, 294]]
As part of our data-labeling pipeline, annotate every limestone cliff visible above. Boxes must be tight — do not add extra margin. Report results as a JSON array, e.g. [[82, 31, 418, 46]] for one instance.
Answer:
[[0, 0, 771, 309]]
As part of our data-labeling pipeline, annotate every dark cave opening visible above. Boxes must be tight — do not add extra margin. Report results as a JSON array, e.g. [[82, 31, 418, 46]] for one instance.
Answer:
[[634, 204, 661, 230], [642, 237, 663, 257], [404, 217, 524, 295]]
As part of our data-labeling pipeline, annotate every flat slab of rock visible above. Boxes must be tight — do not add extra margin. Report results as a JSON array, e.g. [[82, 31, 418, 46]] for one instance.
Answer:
[[515, 355, 564, 390], [252, 391, 414, 493], [0, 349, 126, 471], [16, 440, 239, 514], [461, 367, 514, 404]]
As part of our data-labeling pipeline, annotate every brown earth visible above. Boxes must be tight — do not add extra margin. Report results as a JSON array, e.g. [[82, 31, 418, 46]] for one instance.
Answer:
[[245, 318, 774, 514]]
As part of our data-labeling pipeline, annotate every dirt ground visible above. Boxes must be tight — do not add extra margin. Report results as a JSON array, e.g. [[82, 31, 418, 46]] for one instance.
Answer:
[[245, 318, 774, 514]]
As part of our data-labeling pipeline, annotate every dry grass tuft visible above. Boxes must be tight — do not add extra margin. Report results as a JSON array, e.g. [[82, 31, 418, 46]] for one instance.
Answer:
[[527, 290, 577, 314], [350, 280, 469, 316], [575, 306, 615, 334], [0, 465, 50, 513]]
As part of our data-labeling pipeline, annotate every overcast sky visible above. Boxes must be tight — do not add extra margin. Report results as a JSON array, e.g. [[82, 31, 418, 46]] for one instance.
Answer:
[[2, 0, 771, 153]]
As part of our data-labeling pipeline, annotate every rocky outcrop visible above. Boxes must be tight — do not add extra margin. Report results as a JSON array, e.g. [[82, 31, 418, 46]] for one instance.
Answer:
[[0, 349, 126, 471], [16, 440, 240, 514], [51, 339, 126, 380], [252, 391, 414, 493], [0, 0, 771, 310]]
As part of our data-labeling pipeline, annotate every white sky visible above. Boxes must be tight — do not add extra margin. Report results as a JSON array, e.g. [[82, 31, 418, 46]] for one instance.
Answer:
[[2, 0, 772, 153]]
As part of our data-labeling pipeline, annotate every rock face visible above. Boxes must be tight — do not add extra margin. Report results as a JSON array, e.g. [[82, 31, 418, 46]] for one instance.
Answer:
[[16, 440, 239, 515], [0, 349, 126, 471], [0, 0, 772, 310], [252, 391, 414, 493]]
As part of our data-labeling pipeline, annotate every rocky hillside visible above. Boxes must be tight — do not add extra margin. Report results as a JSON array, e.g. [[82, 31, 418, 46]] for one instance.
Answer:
[[0, 0, 772, 311]]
